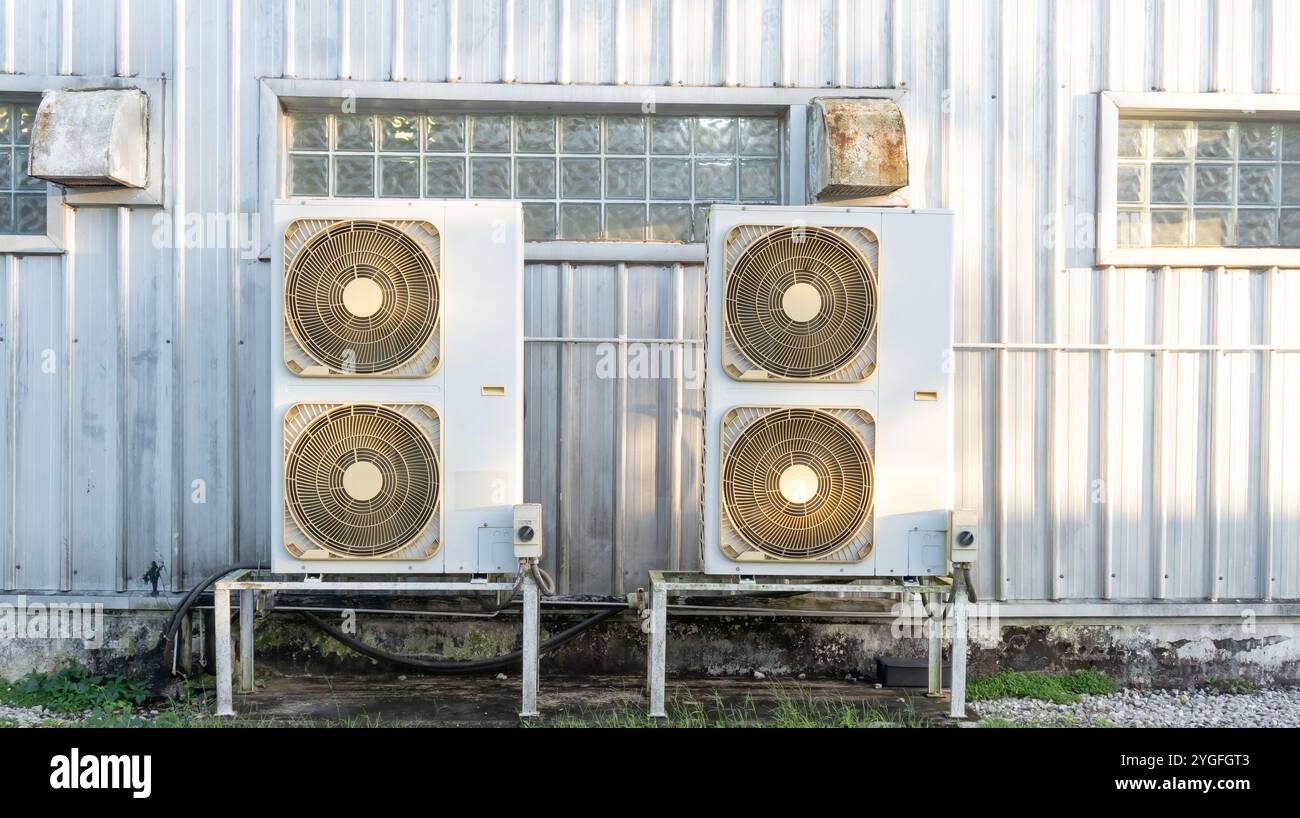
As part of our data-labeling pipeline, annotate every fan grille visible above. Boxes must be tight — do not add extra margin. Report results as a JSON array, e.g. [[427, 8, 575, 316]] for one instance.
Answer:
[[725, 226, 877, 379], [285, 220, 439, 375], [722, 408, 873, 559], [285, 404, 439, 558]]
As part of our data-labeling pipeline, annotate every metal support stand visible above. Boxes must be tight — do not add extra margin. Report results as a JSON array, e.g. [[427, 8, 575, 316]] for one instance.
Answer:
[[646, 571, 966, 720], [647, 582, 669, 718], [520, 568, 540, 718], [239, 588, 255, 693], [178, 613, 193, 676], [214, 580, 234, 717], [926, 591, 942, 697], [949, 572, 969, 720], [212, 569, 532, 718]]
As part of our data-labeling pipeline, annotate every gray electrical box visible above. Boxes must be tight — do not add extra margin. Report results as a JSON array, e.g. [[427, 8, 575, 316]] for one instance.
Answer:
[[513, 503, 542, 559], [474, 526, 516, 574], [948, 509, 978, 565]]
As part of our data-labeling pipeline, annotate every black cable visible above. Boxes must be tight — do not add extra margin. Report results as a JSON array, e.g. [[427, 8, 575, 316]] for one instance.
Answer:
[[961, 565, 978, 604], [160, 561, 262, 674], [298, 606, 620, 674], [473, 574, 524, 612]]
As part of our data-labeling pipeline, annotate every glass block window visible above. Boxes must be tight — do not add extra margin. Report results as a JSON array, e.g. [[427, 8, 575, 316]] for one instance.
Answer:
[[286, 111, 783, 242], [0, 102, 46, 235], [1116, 118, 1300, 247]]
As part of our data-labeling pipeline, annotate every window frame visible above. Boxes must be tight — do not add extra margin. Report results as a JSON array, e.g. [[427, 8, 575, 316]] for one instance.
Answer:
[[258, 78, 906, 262], [0, 75, 165, 255], [0, 92, 64, 254], [282, 110, 785, 242], [1098, 91, 1300, 266]]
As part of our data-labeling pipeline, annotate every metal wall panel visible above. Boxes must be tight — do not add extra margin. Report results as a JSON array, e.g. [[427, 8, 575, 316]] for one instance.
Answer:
[[68, 208, 123, 592], [123, 208, 174, 592], [10, 255, 65, 591], [0, 0, 1295, 602], [10, 0, 61, 76]]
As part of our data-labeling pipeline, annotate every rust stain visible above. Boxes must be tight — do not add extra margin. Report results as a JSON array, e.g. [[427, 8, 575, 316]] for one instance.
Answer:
[[814, 99, 908, 199]]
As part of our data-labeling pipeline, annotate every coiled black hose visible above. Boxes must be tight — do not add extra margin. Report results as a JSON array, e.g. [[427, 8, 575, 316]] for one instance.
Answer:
[[298, 606, 619, 673], [160, 561, 620, 675]]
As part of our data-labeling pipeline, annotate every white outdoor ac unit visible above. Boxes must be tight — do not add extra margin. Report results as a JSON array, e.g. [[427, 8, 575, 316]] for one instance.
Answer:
[[271, 201, 524, 574], [702, 205, 954, 577]]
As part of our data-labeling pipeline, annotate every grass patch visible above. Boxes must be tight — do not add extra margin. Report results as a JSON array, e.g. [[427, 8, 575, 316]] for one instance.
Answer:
[[968, 668, 1120, 705], [0, 662, 150, 715], [1201, 677, 1258, 695], [539, 686, 923, 728]]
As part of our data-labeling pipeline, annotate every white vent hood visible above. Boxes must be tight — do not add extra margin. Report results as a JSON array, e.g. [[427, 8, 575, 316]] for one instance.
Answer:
[[28, 88, 148, 188]]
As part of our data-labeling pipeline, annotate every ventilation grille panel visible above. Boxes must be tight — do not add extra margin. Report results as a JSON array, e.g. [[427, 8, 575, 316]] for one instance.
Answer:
[[283, 402, 441, 561], [723, 224, 878, 382], [283, 219, 441, 377], [720, 406, 874, 562]]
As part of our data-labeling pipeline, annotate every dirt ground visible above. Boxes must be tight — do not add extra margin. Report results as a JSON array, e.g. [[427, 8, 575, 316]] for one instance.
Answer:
[[230, 674, 967, 727]]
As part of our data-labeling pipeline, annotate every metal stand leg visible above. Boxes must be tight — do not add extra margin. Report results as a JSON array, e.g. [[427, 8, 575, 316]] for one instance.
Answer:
[[926, 592, 942, 697], [178, 613, 193, 676], [520, 568, 540, 718], [648, 583, 668, 719], [239, 589, 255, 694], [949, 577, 968, 719], [215, 584, 234, 717]]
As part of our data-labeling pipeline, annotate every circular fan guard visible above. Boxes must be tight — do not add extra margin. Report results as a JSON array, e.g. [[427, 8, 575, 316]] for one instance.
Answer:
[[286, 220, 438, 374], [285, 405, 439, 558], [722, 409, 873, 559], [725, 226, 877, 379]]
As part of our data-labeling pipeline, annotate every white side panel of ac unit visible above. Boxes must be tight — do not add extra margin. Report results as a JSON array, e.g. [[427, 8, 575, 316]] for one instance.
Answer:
[[701, 205, 954, 577], [270, 201, 523, 575], [873, 209, 955, 576], [440, 204, 525, 573]]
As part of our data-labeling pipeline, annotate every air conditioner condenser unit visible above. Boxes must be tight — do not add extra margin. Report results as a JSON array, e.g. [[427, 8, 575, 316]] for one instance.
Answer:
[[270, 202, 524, 575], [702, 205, 955, 577]]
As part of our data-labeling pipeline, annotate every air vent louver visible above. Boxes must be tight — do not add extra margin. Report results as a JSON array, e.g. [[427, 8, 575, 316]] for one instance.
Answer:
[[723, 225, 878, 381], [720, 407, 874, 562], [283, 402, 441, 560], [283, 219, 440, 377]]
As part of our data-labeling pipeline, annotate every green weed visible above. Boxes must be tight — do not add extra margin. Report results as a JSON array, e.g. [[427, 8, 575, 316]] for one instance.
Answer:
[[967, 668, 1120, 705], [0, 662, 150, 715]]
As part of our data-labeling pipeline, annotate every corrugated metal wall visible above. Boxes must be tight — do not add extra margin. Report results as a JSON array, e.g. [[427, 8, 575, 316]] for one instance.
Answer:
[[0, 0, 1297, 602]]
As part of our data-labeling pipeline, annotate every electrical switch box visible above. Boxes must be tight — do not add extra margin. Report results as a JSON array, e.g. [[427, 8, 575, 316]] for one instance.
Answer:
[[948, 509, 978, 565], [513, 503, 542, 559]]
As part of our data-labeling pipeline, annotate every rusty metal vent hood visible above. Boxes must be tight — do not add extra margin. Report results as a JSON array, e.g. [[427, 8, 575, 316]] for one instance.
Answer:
[[808, 98, 908, 202]]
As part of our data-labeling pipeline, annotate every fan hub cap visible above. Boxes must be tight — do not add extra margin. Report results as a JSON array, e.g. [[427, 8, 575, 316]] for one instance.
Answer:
[[778, 464, 819, 504], [781, 281, 823, 323], [342, 460, 384, 502], [284, 220, 439, 375], [341, 276, 384, 318], [725, 226, 876, 379], [722, 408, 873, 559]]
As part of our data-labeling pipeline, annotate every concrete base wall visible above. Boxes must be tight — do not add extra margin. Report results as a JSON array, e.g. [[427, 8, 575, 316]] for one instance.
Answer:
[[3, 610, 1299, 690], [0, 612, 169, 686]]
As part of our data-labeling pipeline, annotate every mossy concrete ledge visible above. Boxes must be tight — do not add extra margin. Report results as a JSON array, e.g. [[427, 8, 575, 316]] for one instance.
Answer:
[[2, 607, 1298, 689]]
